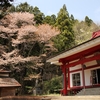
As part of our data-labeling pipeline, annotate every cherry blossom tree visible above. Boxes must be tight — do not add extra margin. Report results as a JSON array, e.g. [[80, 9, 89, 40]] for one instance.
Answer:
[[0, 12, 60, 94]]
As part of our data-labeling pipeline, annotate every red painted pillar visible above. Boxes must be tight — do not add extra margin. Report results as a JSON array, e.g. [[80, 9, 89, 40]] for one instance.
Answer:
[[82, 64, 85, 89], [61, 65, 67, 95], [67, 67, 70, 90]]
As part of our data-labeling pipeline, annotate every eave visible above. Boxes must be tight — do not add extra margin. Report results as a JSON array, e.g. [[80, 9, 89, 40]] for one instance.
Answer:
[[47, 36, 100, 65]]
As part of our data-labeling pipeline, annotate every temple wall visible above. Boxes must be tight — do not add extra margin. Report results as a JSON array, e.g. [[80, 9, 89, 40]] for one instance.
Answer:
[[70, 71, 83, 87], [84, 66, 100, 86], [69, 64, 81, 71], [69, 60, 100, 88]]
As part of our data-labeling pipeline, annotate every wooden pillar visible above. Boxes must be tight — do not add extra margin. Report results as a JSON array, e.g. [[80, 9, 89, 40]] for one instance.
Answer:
[[82, 64, 85, 89], [67, 67, 70, 90], [61, 64, 67, 95]]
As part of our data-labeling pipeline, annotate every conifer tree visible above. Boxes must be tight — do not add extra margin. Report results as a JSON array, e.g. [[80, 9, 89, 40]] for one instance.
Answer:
[[9, 3, 44, 25], [85, 16, 93, 26], [33, 6, 44, 25], [15, 2, 34, 13], [53, 4, 75, 51], [43, 14, 56, 25], [0, 0, 14, 19], [0, 0, 13, 8]]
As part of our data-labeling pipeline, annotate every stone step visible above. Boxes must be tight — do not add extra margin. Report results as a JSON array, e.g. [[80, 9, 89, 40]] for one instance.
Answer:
[[77, 91, 100, 94], [76, 87, 100, 95]]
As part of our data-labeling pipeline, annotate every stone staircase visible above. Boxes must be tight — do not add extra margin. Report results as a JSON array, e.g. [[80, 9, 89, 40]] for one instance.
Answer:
[[76, 87, 100, 95]]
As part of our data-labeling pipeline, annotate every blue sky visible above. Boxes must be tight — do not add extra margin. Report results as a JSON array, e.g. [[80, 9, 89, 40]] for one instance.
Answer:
[[14, 0, 100, 23]]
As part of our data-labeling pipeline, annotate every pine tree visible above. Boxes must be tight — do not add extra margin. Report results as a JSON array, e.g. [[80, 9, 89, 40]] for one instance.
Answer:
[[70, 14, 75, 23], [0, 0, 14, 19], [33, 6, 44, 25], [85, 16, 93, 26], [9, 3, 44, 25], [53, 4, 75, 51], [15, 2, 34, 13], [0, 0, 13, 8], [43, 14, 56, 25]]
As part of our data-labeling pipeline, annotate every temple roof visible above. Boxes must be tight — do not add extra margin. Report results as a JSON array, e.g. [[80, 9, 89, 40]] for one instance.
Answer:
[[0, 78, 21, 87], [92, 30, 100, 39], [47, 36, 100, 65]]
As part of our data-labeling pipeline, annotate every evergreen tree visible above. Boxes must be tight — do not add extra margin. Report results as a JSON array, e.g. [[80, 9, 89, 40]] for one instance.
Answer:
[[43, 15, 52, 24], [9, 3, 44, 25], [0, 0, 13, 8], [85, 16, 93, 26], [53, 4, 75, 51], [15, 2, 34, 13], [43, 14, 56, 25], [33, 6, 44, 25], [70, 14, 75, 23], [0, 0, 14, 19], [8, 5, 16, 12], [51, 14, 56, 25]]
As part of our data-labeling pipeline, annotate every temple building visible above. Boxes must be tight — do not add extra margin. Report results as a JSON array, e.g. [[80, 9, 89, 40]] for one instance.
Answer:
[[47, 30, 100, 95]]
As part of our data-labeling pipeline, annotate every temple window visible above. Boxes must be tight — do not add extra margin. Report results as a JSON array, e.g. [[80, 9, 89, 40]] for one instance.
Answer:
[[72, 73, 81, 86]]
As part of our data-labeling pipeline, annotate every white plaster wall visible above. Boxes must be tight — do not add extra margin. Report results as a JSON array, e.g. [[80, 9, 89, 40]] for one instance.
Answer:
[[84, 66, 100, 86], [69, 60, 100, 88], [69, 60, 97, 71], [70, 71, 83, 87], [90, 66, 100, 71], [70, 64, 81, 71], [84, 70, 91, 86], [84, 60, 97, 67]]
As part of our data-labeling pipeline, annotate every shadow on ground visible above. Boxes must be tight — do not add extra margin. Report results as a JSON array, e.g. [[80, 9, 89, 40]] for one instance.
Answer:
[[0, 96, 51, 100]]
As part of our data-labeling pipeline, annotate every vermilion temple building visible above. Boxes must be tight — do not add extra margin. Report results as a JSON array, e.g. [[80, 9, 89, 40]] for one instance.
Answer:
[[47, 30, 100, 95]]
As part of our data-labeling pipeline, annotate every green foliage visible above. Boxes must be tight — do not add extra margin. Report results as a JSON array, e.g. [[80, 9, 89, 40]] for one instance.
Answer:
[[0, 0, 13, 8], [43, 14, 56, 25], [16, 20, 23, 28], [8, 5, 16, 12], [1, 2, 100, 95], [17, 42, 42, 57], [16, 3, 44, 25], [0, 0, 14, 19], [70, 14, 75, 23], [9, 3, 44, 25], [85, 16, 93, 26], [0, 12, 5, 19], [29, 42, 41, 56], [0, 37, 9, 45], [33, 6, 44, 25], [53, 4, 75, 52], [15, 2, 34, 13], [73, 20, 100, 45], [43, 76, 62, 94]]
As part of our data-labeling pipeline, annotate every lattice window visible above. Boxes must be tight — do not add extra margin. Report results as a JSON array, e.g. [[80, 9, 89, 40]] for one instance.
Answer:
[[72, 73, 81, 86]]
